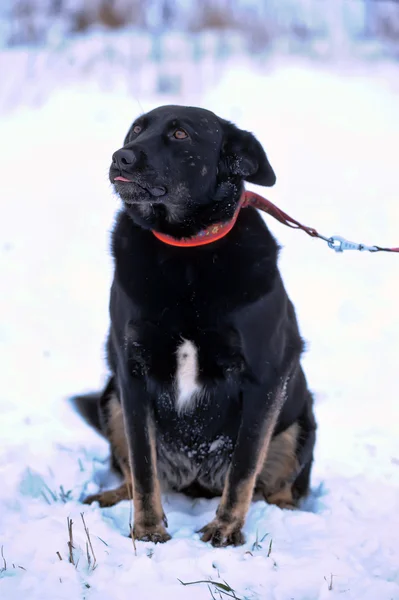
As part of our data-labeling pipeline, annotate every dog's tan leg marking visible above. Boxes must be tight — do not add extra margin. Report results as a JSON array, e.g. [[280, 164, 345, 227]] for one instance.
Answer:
[[200, 477, 257, 547], [107, 393, 133, 481], [83, 394, 133, 506], [257, 422, 300, 509], [88, 380, 169, 542], [200, 385, 286, 547], [130, 418, 170, 544]]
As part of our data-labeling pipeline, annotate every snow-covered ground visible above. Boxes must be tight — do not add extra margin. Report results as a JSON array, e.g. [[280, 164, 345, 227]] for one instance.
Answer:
[[1, 56, 399, 600]]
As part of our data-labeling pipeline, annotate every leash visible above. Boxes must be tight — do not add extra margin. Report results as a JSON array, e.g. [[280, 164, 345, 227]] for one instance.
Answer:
[[243, 191, 399, 254], [152, 189, 398, 253]]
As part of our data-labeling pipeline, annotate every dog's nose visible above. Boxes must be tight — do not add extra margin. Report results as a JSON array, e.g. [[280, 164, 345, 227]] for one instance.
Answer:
[[112, 148, 137, 171]]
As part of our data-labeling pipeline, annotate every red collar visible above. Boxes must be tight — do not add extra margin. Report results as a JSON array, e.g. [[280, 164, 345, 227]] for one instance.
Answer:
[[151, 190, 316, 248], [152, 193, 246, 247], [152, 190, 399, 253]]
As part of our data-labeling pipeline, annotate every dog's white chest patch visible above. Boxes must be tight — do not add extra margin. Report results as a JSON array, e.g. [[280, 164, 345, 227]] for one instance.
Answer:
[[175, 339, 202, 412]]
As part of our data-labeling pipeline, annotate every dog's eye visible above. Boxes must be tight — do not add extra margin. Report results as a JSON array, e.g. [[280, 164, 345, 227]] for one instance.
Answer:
[[132, 125, 142, 134], [173, 129, 188, 140]]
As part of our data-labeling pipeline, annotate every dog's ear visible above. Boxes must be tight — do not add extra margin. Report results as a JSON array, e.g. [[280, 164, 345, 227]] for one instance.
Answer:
[[219, 120, 276, 187]]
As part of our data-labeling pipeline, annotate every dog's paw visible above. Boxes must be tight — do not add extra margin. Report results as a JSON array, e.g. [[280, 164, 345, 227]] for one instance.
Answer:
[[274, 500, 296, 510], [82, 484, 131, 508], [83, 492, 114, 507], [132, 523, 171, 544], [199, 519, 245, 547], [265, 485, 297, 510]]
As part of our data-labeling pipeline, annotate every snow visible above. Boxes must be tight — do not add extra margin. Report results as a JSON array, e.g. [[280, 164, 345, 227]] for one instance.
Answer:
[[1, 53, 399, 600]]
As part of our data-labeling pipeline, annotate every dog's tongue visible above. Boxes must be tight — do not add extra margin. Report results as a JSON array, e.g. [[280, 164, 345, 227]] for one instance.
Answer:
[[114, 176, 131, 182]]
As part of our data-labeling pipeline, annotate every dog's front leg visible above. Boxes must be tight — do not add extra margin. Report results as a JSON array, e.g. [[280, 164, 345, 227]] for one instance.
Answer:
[[200, 379, 287, 547], [119, 370, 170, 544]]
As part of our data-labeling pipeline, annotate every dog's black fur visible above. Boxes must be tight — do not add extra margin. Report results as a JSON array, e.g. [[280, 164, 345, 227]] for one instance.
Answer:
[[71, 105, 316, 547]]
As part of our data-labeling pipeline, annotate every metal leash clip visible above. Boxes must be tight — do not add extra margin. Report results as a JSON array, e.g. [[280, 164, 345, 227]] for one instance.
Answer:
[[327, 235, 378, 253]]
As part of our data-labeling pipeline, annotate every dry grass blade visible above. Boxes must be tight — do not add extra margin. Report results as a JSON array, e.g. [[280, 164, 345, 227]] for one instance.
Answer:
[[178, 579, 244, 599], [59, 485, 72, 503], [96, 536, 108, 547], [86, 542, 91, 569], [1, 546, 6, 572], [252, 529, 269, 552], [129, 523, 137, 555], [324, 574, 334, 591], [42, 482, 57, 502], [127, 485, 137, 555], [81, 513, 96, 569], [208, 584, 218, 600], [41, 491, 51, 505], [67, 517, 75, 565]]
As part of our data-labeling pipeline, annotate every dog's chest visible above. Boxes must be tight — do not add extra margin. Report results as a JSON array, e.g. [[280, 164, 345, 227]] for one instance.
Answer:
[[127, 322, 247, 414], [153, 383, 240, 492], [151, 336, 243, 441], [117, 236, 265, 319], [114, 214, 268, 406], [174, 339, 202, 412], [142, 331, 243, 410]]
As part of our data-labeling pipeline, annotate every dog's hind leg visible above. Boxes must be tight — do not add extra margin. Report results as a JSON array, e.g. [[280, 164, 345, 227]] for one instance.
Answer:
[[100, 384, 131, 478], [256, 422, 300, 509], [257, 394, 316, 508], [291, 395, 317, 502], [81, 379, 134, 507]]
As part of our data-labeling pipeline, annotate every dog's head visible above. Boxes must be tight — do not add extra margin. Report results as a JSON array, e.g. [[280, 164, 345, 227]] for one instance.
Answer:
[[110, 105, 276, 237]]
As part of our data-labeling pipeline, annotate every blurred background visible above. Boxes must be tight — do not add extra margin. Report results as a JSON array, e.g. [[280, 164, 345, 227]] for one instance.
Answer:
[[1, 0, 399, 110]]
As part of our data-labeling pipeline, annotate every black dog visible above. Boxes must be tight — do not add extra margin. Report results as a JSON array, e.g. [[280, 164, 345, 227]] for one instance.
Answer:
[[72, 105, 316, 547]]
